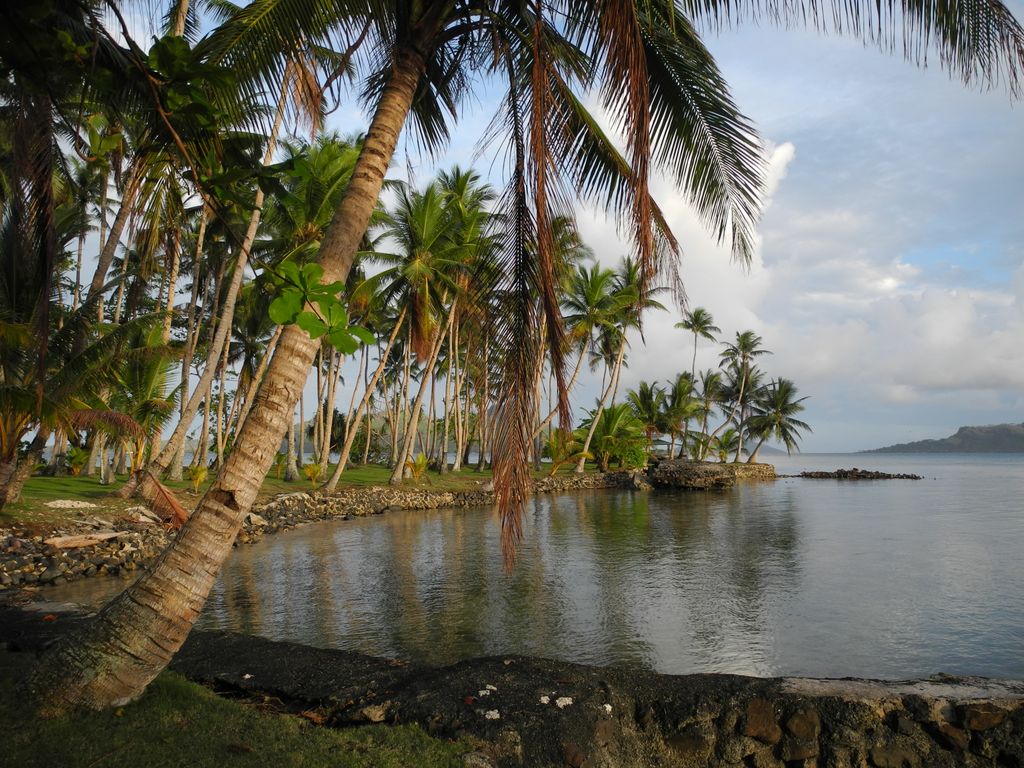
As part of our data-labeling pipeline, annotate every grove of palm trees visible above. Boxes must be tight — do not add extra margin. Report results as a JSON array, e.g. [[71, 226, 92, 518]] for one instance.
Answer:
[[2, 0, 1023, 745]]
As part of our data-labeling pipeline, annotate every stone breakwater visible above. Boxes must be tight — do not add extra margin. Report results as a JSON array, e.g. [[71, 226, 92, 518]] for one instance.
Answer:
[[4, 609, 1020, 768], [799, 468, 923, 480], [0, 463, 774, 592]]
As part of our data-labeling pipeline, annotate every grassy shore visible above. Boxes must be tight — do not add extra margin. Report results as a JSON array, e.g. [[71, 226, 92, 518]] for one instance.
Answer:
[[0, 462, 583, 531], [0, 651, 470, 768]]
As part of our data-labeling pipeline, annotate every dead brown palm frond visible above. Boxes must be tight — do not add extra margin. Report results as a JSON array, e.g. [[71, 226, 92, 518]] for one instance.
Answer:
[[596, 0, 655, 286], [146, 470, 190, 529], [68, 409, 144, 440], [527, 7, 570, 430]]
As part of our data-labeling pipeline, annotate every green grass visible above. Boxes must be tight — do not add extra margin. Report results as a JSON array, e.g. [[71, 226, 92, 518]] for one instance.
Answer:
[[1, 461, 589, 530], [0, 652, 469, 768]]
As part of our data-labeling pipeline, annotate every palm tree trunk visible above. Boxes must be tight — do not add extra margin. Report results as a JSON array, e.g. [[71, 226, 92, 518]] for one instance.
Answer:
[[234, 325, 283, 437], [161, 227, 181, 343], [167, 224, 207, 481], [116, 82, 288, 501], [72, 230, 85, 310], [319, 349, 341, 470], [475, 329, 490, 471], [26, 42, 427, 714], [439, 330, 454, 474], [747, 435, 767, 464], [0, 430, 48, 509], [85, 433, 103, 477], [533, 345, 585, 439], [575, 339, 626, 473], [389, 305, 454, 484], [191, 380, 212, 470], [324, 307, 406, 489], [284, 416, 299, 481], [298, 391, 306, 467], [88, 163, 142, 322]]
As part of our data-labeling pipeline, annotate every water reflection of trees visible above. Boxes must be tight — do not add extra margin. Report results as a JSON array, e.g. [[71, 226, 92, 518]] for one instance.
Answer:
[[205, 485, 801, 674]]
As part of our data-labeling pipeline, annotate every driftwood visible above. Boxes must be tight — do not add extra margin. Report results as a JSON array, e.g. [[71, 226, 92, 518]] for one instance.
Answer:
[[43, 531, 123, 549]]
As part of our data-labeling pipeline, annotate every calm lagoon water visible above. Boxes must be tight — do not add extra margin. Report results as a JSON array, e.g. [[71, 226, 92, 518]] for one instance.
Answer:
[[49, 453, 1024, 679]]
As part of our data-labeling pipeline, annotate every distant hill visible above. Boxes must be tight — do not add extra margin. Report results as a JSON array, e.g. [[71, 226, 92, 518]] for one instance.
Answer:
[[863, 423, 1024, 453]]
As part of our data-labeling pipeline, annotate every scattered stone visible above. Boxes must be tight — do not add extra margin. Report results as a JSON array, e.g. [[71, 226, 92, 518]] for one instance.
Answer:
[[44, 499, 97, 509], [360, 703, 388, 723], [484, 709, 500, 720], [555, 696, 573, 709], [43, 531, 122, 549], [462, 752, 496, 768]]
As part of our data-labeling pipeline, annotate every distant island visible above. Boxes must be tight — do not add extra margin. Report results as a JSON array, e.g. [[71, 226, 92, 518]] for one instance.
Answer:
[[863, 423, 1024, 453]]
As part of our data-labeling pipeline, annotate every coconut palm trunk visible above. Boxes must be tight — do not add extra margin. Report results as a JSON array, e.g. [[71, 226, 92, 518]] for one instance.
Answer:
[[27, 44, 428, 713], [389, 302, 455, 484], [324, 307, 406, 489], [116, 86, 289, 500], [234, 325, 283, 437], [533, 344, 585, 439], [87, 164, 142, 322], [0, 429, 49, 508], [575, 339, 626, 473], [161, 227, 181, 343]]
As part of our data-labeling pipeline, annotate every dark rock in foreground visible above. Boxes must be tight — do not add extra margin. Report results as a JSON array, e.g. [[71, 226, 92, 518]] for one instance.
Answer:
[[3, 607, 1021, 768], [800, 468, 922, 480]]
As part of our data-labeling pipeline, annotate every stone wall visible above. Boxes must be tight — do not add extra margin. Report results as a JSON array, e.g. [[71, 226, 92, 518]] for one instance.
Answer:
[[647, 460, 776, 489], [730, 463, 777, 481]]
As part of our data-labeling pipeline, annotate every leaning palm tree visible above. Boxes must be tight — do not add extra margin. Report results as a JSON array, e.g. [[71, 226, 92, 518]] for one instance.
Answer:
[[28, 0, 1024, 714], [745, 378, 811, 462]]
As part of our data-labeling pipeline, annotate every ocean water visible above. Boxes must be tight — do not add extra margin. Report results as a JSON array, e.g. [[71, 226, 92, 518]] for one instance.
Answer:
[[47, 453, 1024, 679]]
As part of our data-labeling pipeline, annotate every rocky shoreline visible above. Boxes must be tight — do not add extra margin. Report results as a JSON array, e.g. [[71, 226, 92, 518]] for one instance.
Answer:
[[3, 607, 1021, 768], [2, 462, 764, 592]]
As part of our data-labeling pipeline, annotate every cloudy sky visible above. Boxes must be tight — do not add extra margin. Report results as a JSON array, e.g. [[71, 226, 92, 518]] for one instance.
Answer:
[[334, 16, 1024, 453], [129, 7, 1024, 453]]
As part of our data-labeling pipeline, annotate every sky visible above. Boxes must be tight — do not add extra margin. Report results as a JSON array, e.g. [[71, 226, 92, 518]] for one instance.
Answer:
[[321, 16, 1024, 453], [126, 7, 1024, 453]]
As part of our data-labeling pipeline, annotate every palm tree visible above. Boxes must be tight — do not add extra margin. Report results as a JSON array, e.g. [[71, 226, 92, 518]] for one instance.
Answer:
[[746, 378, 811, 462], [627, 380, 666, 450], [661, 373, 701, 458], [718, 330, 770, 461], [541, 427, 590, 476], [575, 257, 666, 472], [112, 328, 180, 472], [574, 402, 647, 472], [29, 0, 1024, 713], [711, 427, 740, 464], [694, 368, 723, 459], [676, 307, 720, 382]]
